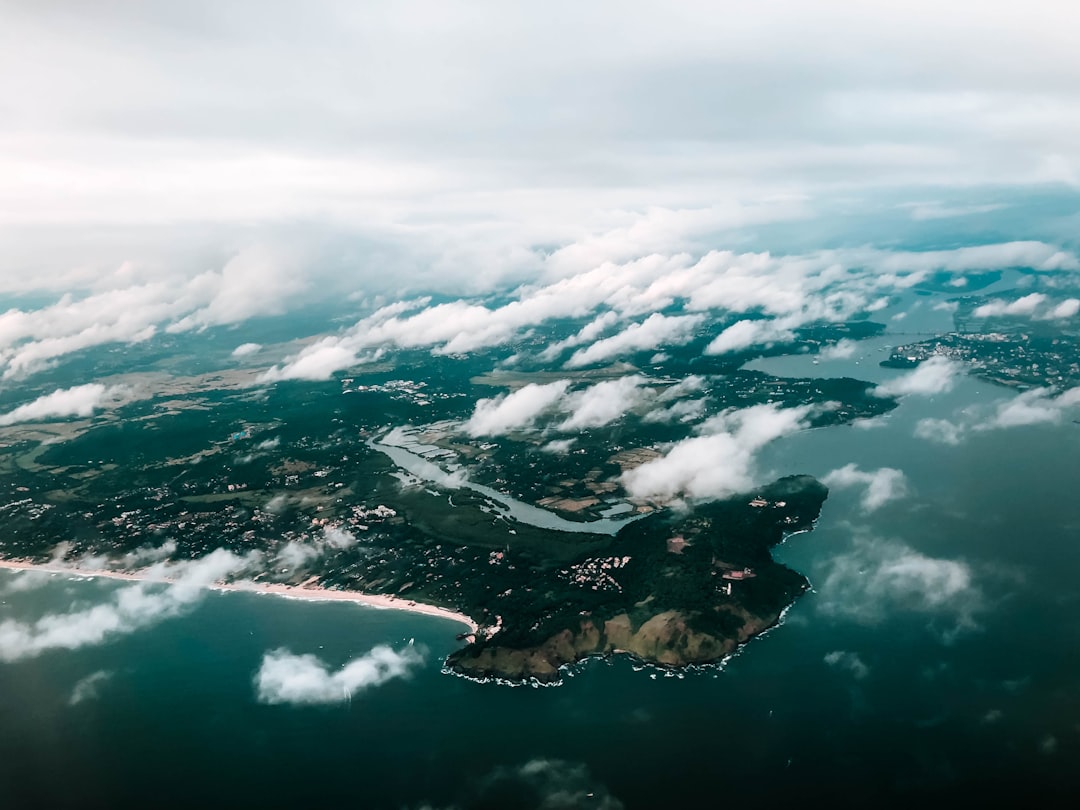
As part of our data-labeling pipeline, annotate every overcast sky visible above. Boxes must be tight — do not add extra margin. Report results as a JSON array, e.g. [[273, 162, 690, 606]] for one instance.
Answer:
[[1, 1, 1078, 296]]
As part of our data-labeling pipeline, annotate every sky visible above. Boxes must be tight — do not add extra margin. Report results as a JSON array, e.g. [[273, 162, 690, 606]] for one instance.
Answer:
[[0, 1, 1079, 298]]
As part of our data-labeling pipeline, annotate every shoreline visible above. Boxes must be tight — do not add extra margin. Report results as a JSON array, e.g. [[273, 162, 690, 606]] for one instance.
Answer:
[[0, 558, 479, 634]]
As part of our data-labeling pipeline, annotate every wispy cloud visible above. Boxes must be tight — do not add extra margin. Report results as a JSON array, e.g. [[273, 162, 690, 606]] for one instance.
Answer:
[[914, 387, 1080, 443], [0, 549, 261, 662], [816, 535, 982, 640], [68, 670, 114, 706], [253, 644, 425, 705], [824, 650, 870, 680]]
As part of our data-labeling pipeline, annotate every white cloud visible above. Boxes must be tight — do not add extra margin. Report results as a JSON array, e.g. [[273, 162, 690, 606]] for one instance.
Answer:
[[0, 383, 124, 426], [623, 403, 811, 502], [973, 293, 1047, 318], [643, 397, 707, 424], [873, 356, 961, 397], [119, 540, 178, 569], [824, 650, 870, 680], [1048, 298, 1080, 319], [705, 319, 794, 355], [276, 541, 321, 571], [538, 311, 620, 362], [254, 239, 1079, 384], [232, 342, 262, 357], [565, 313, 703, 368], [659, 375, 707, 401], [253, 644, 425, 705], [984, 386, 1080, 428], [261, 341, 360, 382], [68, 670, 113, 706], [558, 376, 650, 431], [818, 339, 857, 360], [823, 464, 909, 511], [0, 245, 305, 379], [816, 536, 981, 638], [0, 549, 261, 662], [464, 381, 570, 436]]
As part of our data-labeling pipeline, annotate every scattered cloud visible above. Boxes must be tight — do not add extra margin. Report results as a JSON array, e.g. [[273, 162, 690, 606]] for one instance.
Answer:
[[818, 339, 857, 360], [232, 342, 262, 357], [985, 386, 1080, 428], [68, 670, 114, 706], [705, 319, 793, 355], [973, 293, 1046, 318], [0, 384, 125, 426], [558, 376, 650, 431], [0, 245, 305, 379], [253, 644, 425, 705], [873, 356, 961, 397], [623, 403, 811, 503], [565, 313, 703, 368], [643, 397, 707, 424], [823, 464, 909, 511], [540, 438, 576, 454], [816, 535, 982, 639], [915, 387, 1080, 444], [537, 311, 620, 362], [0, 549, 261, 662], [119, 540, 178, 569], [464, 381, 570, 436], [824, 650, 870, 680], [1048, 298, 1080, 319]]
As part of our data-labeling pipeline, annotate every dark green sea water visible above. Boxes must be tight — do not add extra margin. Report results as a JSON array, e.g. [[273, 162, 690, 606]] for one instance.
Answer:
[[2, 348, 1079, 808]]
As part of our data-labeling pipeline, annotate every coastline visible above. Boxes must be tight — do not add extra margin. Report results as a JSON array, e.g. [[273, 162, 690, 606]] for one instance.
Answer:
[[0, 558, 479, 634]]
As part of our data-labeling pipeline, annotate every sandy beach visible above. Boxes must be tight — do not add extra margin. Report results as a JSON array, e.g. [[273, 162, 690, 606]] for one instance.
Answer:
[[0, 558, 479, 634]]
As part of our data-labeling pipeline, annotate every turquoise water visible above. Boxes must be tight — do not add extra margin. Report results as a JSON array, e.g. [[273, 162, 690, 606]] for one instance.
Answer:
[[3, 361, 1080, 807]]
